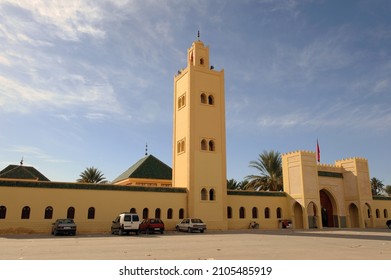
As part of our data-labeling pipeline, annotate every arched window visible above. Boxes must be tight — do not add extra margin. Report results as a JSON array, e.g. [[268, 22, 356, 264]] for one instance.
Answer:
[[0, 205, 7, 219], [209, 189, 215, 201], [264, 207, 270, 219], [200, 58, 204, 65], [143, 208, 149, 219], [208, 140, 215, 151], [208, 95, 214, 105], [180, 141, 185, 153], [179, 208, 184, 219], [384, 209, 389, 219], [201, 139, 207, 150], [239, 207, 245, 219], [376, 209, 380, 218], [276, 207, 282, 219], [67, 207, 75, 219], [155, 208, 161, 218], [227, 207, 232, 219], [88, 207, 95, 219], [201, 93, 207, 104], [44, 206, 53, 219], [201, 188, 208, 200], [129, 208, 136, 213], [167, 208, 173, 219], [252, 207, 258, 219], [367, 208, 371, 218], [21, 206, 30, 219]]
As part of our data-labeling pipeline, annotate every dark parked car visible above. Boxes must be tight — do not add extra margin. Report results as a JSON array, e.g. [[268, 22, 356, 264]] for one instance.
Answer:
[[139, 218, 165, 234], [51, 219, 77, 236], [387, 220, 391, 229]]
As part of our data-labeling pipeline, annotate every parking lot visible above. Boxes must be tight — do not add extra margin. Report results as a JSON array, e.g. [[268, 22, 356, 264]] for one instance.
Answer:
[[0, 228, 390, 260]]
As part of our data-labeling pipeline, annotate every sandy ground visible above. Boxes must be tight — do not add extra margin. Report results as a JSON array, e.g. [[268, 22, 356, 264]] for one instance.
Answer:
[[0, 228, 390, 260]]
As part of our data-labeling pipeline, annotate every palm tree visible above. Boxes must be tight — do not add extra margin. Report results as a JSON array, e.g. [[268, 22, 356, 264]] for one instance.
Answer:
[[245, 150, 283, 191], [77, 167, 107, 184], [227, 179, 240, 190], [370, 177, 384, 195]]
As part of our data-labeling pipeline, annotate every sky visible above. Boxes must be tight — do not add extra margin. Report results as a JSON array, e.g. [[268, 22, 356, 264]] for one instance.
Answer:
[[1, 0, 390, 185]]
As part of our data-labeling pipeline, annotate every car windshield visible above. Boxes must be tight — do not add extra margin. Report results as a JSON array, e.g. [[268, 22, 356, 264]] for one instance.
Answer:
[[61, 219, 74, 224], [191, 219, 203, 223]]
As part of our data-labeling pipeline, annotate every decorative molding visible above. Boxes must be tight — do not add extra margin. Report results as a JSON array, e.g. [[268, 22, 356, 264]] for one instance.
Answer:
[[317, 171, 343, 178]]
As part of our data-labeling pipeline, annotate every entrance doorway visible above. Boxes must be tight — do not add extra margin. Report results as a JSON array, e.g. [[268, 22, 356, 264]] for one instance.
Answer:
[[348, 203, 359, 228], [293, 202, 304, 229], [319, 190, 335, 227]]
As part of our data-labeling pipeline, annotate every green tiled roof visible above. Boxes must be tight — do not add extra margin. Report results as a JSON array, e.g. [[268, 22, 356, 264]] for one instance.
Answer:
[[0, 165, 50, 181], [112, 154, 172, 183], [0, 179, 186, 193]]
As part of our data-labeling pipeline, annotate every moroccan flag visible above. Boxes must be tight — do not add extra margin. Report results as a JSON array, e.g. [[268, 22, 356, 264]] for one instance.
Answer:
[[316, 139, 320, 163]]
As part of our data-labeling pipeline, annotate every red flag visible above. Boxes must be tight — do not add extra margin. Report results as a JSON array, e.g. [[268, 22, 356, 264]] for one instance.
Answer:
[[316, 139, 320, 163]]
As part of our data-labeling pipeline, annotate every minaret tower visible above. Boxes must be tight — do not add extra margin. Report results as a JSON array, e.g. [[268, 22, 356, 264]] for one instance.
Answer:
[[172, 35, 227, 229]]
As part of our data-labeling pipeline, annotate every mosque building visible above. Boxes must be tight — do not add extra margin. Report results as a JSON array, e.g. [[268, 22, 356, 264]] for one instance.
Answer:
[[1, 38, 390, 233]]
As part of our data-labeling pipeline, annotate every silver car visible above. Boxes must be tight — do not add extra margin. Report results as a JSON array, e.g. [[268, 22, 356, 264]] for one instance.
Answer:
[[176, 218, 206, 233]]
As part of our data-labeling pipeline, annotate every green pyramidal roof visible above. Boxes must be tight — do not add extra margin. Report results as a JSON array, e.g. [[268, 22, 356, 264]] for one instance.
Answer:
[[0, 164, 50, 181], [112, 154, 172, 183]]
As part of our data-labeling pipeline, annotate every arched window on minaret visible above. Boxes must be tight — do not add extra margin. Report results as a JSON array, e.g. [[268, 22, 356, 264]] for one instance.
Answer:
[[208, 95, 214, 105], [208, 140, 215, 151], [201, 93, 207, 104], [201, 188, 207, 200], [201, 139, 207, 150], [200, 58, 204, 65], [209, 189, 215, 201]]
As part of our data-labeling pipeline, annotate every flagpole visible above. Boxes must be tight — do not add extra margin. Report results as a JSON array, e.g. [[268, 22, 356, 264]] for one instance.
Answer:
[[316, 139, 320, 163]]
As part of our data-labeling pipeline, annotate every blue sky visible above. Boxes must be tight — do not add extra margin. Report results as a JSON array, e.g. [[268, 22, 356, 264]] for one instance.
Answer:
[[1, 0, 390, 185]]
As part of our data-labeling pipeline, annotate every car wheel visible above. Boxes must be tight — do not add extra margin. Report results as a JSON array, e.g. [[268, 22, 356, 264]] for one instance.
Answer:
[[175, 226, 180, 231], [119, 228, 123, 236], [188, 227, 192, 233], [135, 230, 139, 236], [200, 229, 204, 233], [54, 230, 58, 236], [160, 230, 164, 234], [388, 224, 391, 229]]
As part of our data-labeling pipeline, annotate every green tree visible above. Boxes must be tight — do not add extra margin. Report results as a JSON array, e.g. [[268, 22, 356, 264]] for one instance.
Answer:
[[385, 185, 391, 196], [77, 167, 107, 184], [245, 150, 283, 191], [227, 178, 240, 190], [370, 177, 384, 195]]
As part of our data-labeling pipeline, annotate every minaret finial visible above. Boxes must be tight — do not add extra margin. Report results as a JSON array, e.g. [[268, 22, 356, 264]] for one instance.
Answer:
[[145, 143, 148, 156], [197, 30, 200, 41], [20, 157, 24, 166]]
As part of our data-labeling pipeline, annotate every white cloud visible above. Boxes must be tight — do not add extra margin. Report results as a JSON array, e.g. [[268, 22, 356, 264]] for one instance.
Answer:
[[6, 0, 106, 41], [5, 145, 71, 163]]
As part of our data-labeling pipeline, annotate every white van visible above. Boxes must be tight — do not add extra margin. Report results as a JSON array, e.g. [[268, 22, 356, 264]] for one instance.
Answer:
[[111, 213, 140, 235]]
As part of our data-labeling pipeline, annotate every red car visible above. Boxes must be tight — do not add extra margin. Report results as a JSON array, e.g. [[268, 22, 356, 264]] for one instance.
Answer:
[[139, 218, 165, 234]]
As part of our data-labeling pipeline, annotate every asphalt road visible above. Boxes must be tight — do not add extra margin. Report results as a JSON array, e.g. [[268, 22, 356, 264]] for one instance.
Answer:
[[0, 228, 390, 260]]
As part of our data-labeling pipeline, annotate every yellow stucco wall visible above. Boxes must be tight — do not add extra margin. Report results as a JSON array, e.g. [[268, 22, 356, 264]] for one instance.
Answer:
[[0, 181, 187, 233]]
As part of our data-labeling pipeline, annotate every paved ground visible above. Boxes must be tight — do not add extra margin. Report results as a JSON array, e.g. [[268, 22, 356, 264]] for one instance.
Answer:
[[0, 228, 390, 260]]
